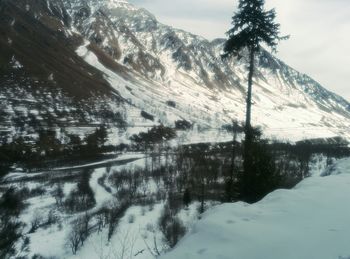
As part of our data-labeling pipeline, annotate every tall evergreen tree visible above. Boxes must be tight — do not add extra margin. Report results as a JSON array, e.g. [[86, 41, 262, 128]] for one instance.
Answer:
[[223, 0, 284, 137], [223, 0, 286, 201]]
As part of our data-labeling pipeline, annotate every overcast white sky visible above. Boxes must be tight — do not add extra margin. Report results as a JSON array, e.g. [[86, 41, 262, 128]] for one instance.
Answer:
[[129, 0, 350, 101]]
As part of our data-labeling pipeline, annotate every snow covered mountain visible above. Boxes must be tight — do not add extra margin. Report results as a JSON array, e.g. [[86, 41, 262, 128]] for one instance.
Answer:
[[1, 0, 350, 141]]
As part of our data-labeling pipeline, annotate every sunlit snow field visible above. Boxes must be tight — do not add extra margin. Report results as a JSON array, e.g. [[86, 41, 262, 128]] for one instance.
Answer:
[[161, 158, 350, 259]]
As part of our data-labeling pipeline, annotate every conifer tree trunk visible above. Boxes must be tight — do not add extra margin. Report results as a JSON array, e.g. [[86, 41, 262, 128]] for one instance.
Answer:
[[242, 48, 255, 201], [245, 48, 255, 139], [230, 124, 238, 182]]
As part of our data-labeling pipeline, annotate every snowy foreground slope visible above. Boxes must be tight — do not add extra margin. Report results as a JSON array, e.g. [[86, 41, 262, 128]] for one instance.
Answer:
[[162, 158, 350, 259]]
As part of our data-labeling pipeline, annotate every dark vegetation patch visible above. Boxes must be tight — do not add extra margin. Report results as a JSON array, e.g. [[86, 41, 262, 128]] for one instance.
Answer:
[[0, 187, 27, 258], [64, 170, 96, 213], [0, 0, 114, 99], [141, 111, 155, 121], [159, 203, 186, 248], [166, 100, 176, 108], [130, 125, 176, 148], [221, 123, 245, 133], [175, 120, 192, 130], [123, 51, 166, 79], [0, 126, 116, 173], [177, 133, 350, 203]]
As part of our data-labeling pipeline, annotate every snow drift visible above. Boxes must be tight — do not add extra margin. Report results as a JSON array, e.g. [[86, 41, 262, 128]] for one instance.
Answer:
[[161, 158, 350, 259]]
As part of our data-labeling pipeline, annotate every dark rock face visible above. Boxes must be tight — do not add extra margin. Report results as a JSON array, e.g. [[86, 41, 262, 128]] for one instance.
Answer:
[[0, 0, 124, 133], [0, 0, 113, 97]]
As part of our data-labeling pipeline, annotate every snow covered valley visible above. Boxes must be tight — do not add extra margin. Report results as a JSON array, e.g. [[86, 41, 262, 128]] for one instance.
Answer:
[[1, 145, 350, 259], [1, 0, 350, 258]]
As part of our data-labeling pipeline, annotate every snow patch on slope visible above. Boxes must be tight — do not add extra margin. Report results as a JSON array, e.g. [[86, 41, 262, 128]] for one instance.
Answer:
[[76, 40, 350, 142]]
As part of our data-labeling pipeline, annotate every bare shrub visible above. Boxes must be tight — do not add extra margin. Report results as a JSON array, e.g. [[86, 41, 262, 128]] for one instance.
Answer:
[[68, 213, 91, 255], [0, 187, 25, 258], [107, 202, 130, 241], [64, 171, 95, 213], [93, 230, 137, 259], [128, 214, 135, 224], [68, 224, 81, 255], [29, 212, 43, 233], [140, 207, 146, 216], [158, 205, 186, 248], [45, 209, 58, 227], [52, 184, 64, 207]]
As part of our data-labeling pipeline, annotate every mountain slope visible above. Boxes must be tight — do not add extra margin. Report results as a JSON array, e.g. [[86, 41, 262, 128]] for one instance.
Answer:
[[0, 0, 116, 97], [1, 0, 350, 141], [0, 0, 128, 137], [67, 0, 350, 140]]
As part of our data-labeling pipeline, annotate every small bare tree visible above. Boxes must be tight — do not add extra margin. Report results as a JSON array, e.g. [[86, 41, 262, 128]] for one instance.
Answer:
[[29, 212, 42, 233], [68, 224, 81, 255], [68, 213, 91, 255], [53, 184, 64, 207]]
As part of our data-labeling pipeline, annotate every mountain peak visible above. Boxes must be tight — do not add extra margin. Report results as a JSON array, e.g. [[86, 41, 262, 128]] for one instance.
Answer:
[[109, 0, 129, 5], [106, 0, 136, 10]]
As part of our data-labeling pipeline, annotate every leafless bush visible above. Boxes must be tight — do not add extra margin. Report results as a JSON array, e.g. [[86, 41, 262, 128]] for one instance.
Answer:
[[158, 205, 186, 248], [107, 202, 130, 241], [64, 172, 95, 213], [68, 213, 91, 255], [45, 209, 58, 227], [68, 224, 81, 255], [128, 214, 135, 224], [29, 212, 43, 233], [140, 207, 146, 216], [96, 208, 108, 233], [93, 229, 138, 259], [52, 184, 64, 207], [0, 187, 25, 258]]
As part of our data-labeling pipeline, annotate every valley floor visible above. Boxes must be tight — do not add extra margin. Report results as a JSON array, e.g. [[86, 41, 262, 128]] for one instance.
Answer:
[[3, 153, 201, 259], [3, 150, 349, 259], [161, 158, 350, 259]]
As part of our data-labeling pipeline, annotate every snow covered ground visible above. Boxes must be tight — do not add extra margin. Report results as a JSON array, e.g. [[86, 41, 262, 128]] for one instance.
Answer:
[[4, 150, 349, 259], [10, 153, 199, 259], [161, 158, 350, 259]]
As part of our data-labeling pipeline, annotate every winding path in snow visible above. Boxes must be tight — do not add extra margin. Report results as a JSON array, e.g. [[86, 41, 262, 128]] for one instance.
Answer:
[[89, 168, 113, 209]]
